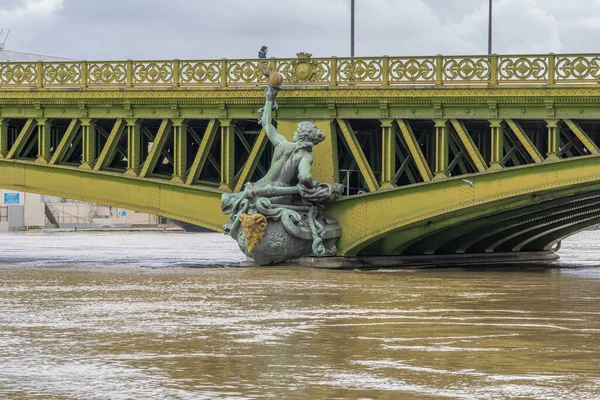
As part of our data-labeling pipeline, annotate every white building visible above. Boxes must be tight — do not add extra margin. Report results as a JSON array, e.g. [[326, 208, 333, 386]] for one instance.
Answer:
[[0, 190, 45, 231], [0, 190, 162, 231], [0, 49, 72, 62]]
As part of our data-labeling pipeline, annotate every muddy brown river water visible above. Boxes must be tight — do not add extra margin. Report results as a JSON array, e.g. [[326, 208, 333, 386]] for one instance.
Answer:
[[0, 231, 599, 399]]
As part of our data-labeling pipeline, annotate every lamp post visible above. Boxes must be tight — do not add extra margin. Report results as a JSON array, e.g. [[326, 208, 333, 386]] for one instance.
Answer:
[[488, 0, 492, 54], [351, 0, 355, 57]]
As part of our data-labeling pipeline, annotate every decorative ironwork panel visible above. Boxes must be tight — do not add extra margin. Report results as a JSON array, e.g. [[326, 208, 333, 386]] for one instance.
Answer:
[[498, 56, 548, 82], [0, 62, 37, 86], [337, 58, 383, 84], [180, 60, 221, 86], [43, 62, 82, 86], [133, 61, 173, 86], [277, 58, 331, 84], [88, 62, 127, 86], [4, 53, 600, 89], [443, 56, 490, 83], [555, 55, 600, 82], [389, 57, 436, 84], [227, 60, 269, 85]]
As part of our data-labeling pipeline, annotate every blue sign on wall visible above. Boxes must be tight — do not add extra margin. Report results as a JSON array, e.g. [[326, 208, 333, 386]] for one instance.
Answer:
[[3, 193, 20, 205]]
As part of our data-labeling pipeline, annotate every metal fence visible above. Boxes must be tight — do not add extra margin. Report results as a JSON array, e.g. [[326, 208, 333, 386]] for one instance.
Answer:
[[0, 53, 598, 89]]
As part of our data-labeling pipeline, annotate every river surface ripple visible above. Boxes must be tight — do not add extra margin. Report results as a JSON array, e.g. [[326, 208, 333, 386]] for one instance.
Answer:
[[0, 231, 600, 399]]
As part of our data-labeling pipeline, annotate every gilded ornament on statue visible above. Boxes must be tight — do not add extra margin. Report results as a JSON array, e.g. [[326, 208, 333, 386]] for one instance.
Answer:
[[261, 65, 284, 87], [239, 213, 268, 252]]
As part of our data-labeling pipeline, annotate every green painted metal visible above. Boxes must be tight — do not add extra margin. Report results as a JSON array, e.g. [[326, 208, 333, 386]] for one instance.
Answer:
[[505, 119, 543, 163], [125, 119, 141, 176], [546, 119, 560, 161], [396, 119, 432, 182], [186, 119, 219, 186], [433, 120, 449, 179], [489, 119, 503, 170], [0, 118, 7, 158], [140, 119, 172, 178], [563, 119, 600, 154], [450, 119, 486, 172], [79, 118, 96, 169], [50, 119, 81, 165], [171, 119, 188, 183], [219, 119, 235, 192], [35, 118, 52, 164], [94, 119, 125, 171], [7, 119, 37, 159], [336, 119, 379, 192], [380, 119, 395, 189], [2, 53, 600, 259], [234, 128, 267, 192]]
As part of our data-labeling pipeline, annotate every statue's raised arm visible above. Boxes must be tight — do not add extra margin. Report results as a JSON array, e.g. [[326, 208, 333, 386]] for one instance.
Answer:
[[258, 67, 287, 147]]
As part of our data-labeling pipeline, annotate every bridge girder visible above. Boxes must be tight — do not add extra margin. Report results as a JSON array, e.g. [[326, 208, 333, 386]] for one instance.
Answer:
[[2, 53, 600, 258]]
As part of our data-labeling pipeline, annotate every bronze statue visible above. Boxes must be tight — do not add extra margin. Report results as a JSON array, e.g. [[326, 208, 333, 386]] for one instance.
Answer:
[[221, 67, 343, 265]]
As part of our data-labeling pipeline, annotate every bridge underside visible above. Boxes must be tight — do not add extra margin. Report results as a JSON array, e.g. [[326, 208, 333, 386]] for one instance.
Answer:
[[327, 155, 600, 258]]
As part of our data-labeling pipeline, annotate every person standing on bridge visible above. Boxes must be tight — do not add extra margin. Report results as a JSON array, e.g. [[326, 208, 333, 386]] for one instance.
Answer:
[[258, 46, 268, 59]]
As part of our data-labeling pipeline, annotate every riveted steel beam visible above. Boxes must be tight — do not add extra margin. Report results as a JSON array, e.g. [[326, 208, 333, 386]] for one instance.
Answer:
[[140, 119, 173, 178], [35, 118, 53, 164], [219, 119, 236, 192], [380, 119, 395, 189], [336, 119, 379, 192], [234, 126, 266, 177], [6, 119, 37, 159], [79, 118, 96, 169], [171, 118, 188, 183], [186, 119, 220, 185], [563, 119, 600, 154], [510, 203, 600, 251], [50, 119, 81, 165], [433, 119, 449, 179], [94, 119, 126, 171], [505, 119, 543, 163], [545, 119, 560, 161], [142, 126, 174, 166], [396, 193, 600, 255], [396, 119, 432, 182], [0, 159, 227, 231], [234, 128, 267, 192], [125, 119, 141, 176], [489, 119, 504, 170], [0, 118, 7, 159], [449, 119, 487, 172]]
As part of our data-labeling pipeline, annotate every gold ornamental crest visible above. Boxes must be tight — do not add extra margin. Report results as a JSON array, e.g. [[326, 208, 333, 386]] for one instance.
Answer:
[[293, 52, 315, 82]]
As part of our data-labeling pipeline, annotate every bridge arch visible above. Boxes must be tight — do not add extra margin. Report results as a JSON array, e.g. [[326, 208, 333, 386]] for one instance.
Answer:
[[0, 160, 226, 231]]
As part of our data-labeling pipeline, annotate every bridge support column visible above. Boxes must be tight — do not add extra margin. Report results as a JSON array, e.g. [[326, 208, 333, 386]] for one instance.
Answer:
[[489, 119, 503, 170], [125, 119, 141, 176], [80, 118, 96, 170], [433, 119, 449, 179], [546, 119, 560, 161], [171, 118, 188, 184], [35, 118, 52, 164], [0, 118, 7, 159], [380, 119, 395, 189], [219, 119, 235, 192]]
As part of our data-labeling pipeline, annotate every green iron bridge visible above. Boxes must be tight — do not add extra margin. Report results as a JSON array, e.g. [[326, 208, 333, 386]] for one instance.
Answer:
[[2, 52, 600, 263]]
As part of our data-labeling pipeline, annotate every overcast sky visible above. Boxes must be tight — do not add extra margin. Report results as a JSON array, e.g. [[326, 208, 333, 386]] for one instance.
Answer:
[[1, 0, 600, 60]]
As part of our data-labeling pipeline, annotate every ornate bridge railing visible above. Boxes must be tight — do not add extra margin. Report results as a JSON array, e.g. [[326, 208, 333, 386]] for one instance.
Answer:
[[1, 53, 600, 89]]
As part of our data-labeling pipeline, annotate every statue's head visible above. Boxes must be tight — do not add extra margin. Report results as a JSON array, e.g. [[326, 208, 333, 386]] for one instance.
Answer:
[[293, 122, 325, 146]]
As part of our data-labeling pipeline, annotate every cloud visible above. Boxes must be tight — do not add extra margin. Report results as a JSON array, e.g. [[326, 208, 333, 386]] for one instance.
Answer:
[[0, 0, 63, 50], [1, 0, 600, 60]]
